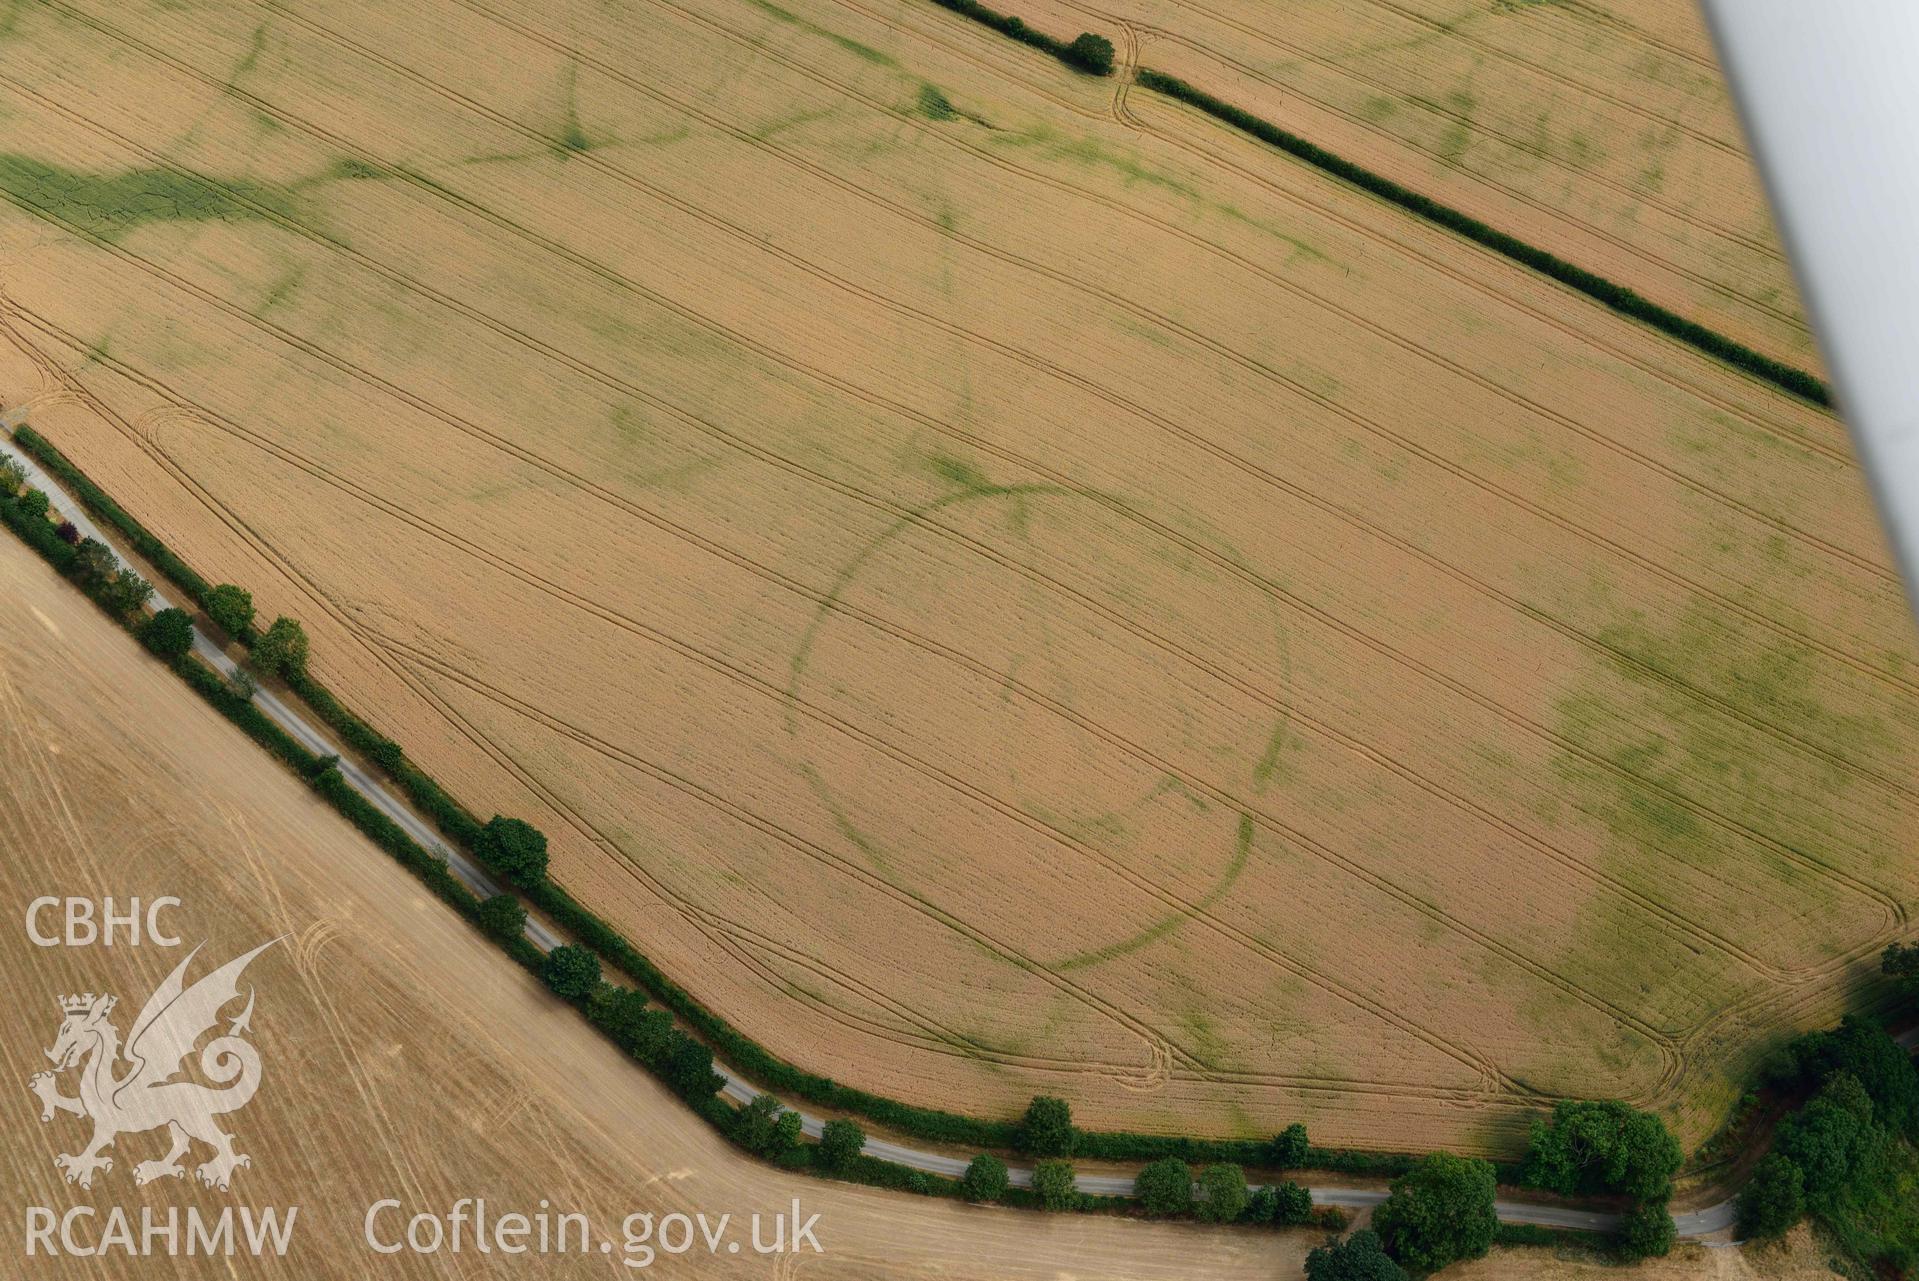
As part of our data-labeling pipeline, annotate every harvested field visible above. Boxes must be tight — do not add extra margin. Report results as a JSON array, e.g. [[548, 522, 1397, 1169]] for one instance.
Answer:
[[0, 532, 1287, 1279], [1009, 0, 1819, 373], [0, 0, 1912, 1158]]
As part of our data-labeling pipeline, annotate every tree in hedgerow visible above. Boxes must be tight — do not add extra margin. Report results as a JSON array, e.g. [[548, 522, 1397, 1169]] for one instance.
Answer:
[[1736, 1153, 1807, 1240], [0, 456, 25, 494], [1031, 1159, 1078, 1211], [1061, 31, 1115, 74], [17, 487, 50, 518], [1372, 1153, 1498, 1274], [661, 1031, 722, 1100], [1887, 941, 1919, 989], [1305, 1229, 1408, 1281], [586, 983, 653, 1050], [56, 521, 79, 545], [205, 583, 256, 638], [732, 1094, 801, 1159], [961, 1153, 1009, 1202], [138, 607, 194, 660], [1195, 1163, 1249, 1224], [1774, 1072, 1876, 1201], [1271, 1122, 1310, 1168], [1884, 941, 1919, 1019], [1617, 1200, 1676, 1260], [1273, 1180, 1313, 1225], [1134, 1157, 1192, 1216], [99, 568, 153, 618], [539, 944, 600, 1000], [479, 815, 549, 889], [624, 1008, 675, 1064], [252, 615, 310, 677], [1244, 1184, 1279, 1224], [1782, 1016, 1919, 1138], [475, 892, 527, 943], [1520, 1099, 1683, 1203], [1016, 1095, 1076, 1156], [68, 538, 117, 592], [817, 1118, 865, 1171]]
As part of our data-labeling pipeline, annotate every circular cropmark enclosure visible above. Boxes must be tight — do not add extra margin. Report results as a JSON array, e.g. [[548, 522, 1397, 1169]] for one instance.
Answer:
[[785, 479, 1290, 977]]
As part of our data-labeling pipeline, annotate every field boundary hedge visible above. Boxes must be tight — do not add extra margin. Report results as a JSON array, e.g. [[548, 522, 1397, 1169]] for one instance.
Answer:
[[3, 426, 1438, 1188], [925, 0, 1114, 75], [1129, 70, 1829, 407]]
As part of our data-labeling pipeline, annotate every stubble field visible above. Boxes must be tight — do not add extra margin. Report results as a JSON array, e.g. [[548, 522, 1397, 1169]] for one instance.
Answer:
[[0, 0, 1912, 1157]]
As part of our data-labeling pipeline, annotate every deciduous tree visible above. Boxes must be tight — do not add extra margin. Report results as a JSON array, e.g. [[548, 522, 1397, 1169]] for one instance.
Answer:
[[1133, 1157, 1192, 1216], [1194, 1163, 1248, 1224], [1271, 1122, 1310, 1168], [1017, 1095, 1076, 1156], [818, 1118, 865, 1171], [138, 608, 194, 660], [479, 815, 549, 889], [253, 615, 309, 677], [1520, 1100, 1682, 1202], [1305, 1229, 1407, 1281], [475, 892, 527, 943], [1736, 1153, 1806, 1239], [1372, 1153, 1497, 1273], [961, 1154, 1009, 1202], [539, 944, 600, 1000], [206, 583, 256, 638], [1031, 1159, 1077, 1210]]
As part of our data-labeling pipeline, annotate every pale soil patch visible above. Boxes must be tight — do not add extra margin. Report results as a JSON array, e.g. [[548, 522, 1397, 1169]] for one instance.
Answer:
[[0, 0, 1910, 1157], [0, 533, 1292, 1279], [1008, 0, 1818, 372]]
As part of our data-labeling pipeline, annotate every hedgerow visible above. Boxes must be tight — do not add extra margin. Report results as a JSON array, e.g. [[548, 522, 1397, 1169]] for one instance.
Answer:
[[1131, 71, 1830, 407], [924, 0, 1113, 77], [13, 426, 222, 607], [1, 427, 1627, 1244]]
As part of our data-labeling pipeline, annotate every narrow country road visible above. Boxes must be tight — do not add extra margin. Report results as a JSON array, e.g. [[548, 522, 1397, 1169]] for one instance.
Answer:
[[7, 423, 1913, 1243]]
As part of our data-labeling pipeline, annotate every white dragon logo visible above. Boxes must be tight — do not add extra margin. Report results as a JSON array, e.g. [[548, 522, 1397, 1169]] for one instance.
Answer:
[[27, 939, 278, 1191]]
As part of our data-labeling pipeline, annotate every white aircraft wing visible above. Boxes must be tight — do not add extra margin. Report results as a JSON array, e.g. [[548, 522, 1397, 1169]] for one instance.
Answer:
[[1699, 1, 1919, 613]]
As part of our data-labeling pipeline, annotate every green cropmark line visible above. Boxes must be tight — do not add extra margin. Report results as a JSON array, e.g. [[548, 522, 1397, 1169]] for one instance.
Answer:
[[1053, 813, 1255, 971], [0, 153, 300, 242], [787, 475, 1292, 974], [741, 0, 898, 67]]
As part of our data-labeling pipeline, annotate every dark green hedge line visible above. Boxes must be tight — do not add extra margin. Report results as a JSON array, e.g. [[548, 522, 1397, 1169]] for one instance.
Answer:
[[1131, 70, 1831, 408], [173, 654, 324, 777], [10, 426, 247, 627], [6, 428, 1485, 1186], [2, 446, 1339, 1234], [925, 0, 1114, 76], [309, 765, 479, 915], [1, 485, 78, 570], [521, 876, 1011, 1151], [283, 666, 488, 849]]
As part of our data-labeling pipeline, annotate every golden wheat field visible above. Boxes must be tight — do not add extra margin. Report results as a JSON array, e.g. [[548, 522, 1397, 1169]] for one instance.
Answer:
[[0, 531, 1308, 1280], [1009, 0, 1817, 372], [0, 0, 1912, 1158]]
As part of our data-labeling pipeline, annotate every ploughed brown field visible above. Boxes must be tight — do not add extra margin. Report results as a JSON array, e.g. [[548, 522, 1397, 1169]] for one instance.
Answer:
[[0, 0, 1911, 1157], [1011, 0, 1818, 373]]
